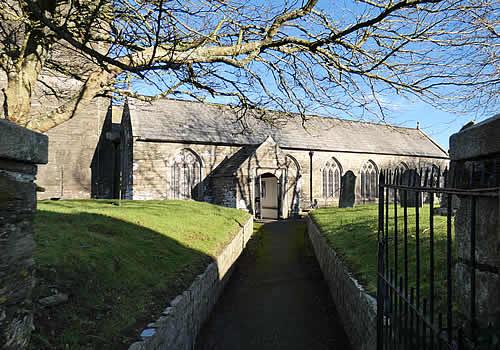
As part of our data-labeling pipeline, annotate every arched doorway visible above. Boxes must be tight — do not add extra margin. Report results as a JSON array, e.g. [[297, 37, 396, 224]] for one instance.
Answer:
[[257, 172, 279, 219]]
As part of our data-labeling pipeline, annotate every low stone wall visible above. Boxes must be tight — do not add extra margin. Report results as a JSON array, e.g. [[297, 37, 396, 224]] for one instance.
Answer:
[[129, 217, 254, 350], [307, 217, 377, 350]]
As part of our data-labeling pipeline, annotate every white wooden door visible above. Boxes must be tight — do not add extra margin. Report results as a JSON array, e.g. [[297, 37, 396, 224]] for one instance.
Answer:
[[261, 177, 278, 219]]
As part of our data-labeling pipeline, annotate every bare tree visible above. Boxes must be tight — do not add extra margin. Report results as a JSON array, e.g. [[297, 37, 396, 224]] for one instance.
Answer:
[[0, 0, 498, 132]]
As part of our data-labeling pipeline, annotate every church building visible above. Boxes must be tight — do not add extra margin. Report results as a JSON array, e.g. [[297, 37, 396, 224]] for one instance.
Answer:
[[37, 98, 448, 219]]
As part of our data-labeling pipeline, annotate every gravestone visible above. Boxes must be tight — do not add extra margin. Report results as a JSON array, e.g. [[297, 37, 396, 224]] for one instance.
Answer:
[[399, 169, 422, 207], [439, 169, 448, 209], [435, 169, 459, 215], [339, 171, 356, 208]]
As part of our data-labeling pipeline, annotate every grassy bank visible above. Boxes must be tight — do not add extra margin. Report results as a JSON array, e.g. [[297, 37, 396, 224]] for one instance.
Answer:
[[310, 204, 453, 305], [32, 200, 249, 349]]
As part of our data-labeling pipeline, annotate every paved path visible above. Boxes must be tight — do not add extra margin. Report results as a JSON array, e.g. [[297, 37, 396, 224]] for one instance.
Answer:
[[196, 220, 352, 350]]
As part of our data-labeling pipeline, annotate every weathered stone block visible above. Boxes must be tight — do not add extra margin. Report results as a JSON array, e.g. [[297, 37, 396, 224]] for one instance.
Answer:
[[128, 341, 146, 350], [0, 171, 36, 215], [0, 121, 47, 350], [449, 114, 500, 161], [0, 120, 48, 164], [455, 197, 499, 268], [455, 262, 500, 327]]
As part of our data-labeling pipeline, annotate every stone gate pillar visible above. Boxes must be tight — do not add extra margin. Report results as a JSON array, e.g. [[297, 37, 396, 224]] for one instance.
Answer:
[[449, 115, 500, 333], [0, 120, 48, 349]]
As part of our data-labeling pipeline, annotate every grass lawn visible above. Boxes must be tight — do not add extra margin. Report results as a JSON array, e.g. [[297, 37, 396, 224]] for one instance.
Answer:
[[32, 199, 250, 350], [310, 204, 453, 310]]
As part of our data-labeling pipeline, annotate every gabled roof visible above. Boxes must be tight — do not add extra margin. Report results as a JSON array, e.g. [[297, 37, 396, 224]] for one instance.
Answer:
[[127, 98, 448, 158]]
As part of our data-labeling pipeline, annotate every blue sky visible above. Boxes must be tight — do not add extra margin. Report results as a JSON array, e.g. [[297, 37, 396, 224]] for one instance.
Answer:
[[371, 101, 482, 151]]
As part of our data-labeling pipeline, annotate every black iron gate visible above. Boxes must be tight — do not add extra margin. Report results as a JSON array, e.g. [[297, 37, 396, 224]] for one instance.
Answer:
[[376, 167, 498, 350]]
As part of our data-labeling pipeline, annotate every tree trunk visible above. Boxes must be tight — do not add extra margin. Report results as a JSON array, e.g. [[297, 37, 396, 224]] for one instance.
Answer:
[[3, 71, 34, 125], [4, 27, 50, 126]]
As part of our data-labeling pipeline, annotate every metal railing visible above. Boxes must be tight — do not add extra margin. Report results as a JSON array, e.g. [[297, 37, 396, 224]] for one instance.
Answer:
[[376, 167, 499, 350]]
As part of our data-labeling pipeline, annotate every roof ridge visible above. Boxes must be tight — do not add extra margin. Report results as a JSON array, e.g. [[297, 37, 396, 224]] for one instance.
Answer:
[[128, 97, 449, 158]]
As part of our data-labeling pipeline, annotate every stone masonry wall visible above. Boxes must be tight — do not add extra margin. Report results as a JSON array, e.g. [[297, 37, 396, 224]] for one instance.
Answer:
[[0, 120, 48, 349], [307, 217, 377, 350], [132, 141, 242, 200], [133, 140, 447, 210], [37, 97, 110, 199], [286, 149, 448, 208], [128, 217, 253, 350], [205, 176, 237, 208]]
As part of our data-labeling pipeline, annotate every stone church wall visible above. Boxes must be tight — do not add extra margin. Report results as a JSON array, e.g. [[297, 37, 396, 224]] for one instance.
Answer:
[[131, 139, 447, 213], [284, 148, 448, 208], [205, 176, 237, 208], [132, 141, 243, 200], [36, 97, 111, 199]]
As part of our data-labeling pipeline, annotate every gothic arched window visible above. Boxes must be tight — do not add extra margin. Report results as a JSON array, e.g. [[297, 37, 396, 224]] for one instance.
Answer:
[[398, 162, 409, 175], [396, 161, 409, 185], [322, 159, 342, 198], [360, 160, 378, 200], [171, 149, 202, 199]]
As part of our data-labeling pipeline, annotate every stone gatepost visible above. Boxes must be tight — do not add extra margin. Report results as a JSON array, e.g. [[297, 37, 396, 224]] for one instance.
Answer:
[[0, 120, 48, 349], [449, 115, 500, 334]]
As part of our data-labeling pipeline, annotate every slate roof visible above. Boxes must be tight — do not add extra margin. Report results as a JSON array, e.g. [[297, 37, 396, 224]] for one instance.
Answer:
[[127, 99, 448, 158]]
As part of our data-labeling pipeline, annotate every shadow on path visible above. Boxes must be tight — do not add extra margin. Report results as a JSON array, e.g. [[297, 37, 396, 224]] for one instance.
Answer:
[[196, 220, 352, 350]]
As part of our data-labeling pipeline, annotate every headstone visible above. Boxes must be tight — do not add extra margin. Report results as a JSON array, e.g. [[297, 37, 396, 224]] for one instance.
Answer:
[[339, 171, 356, 208], [399, 169, 422, 207], [435, 169, 459, 215], [439, 169, 448, 209]]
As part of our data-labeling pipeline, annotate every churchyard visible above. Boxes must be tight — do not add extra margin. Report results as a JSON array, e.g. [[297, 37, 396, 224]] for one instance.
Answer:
[[2, 119, 499, 349], [311, 204, 451, 304], [31, 200, 249, 349], [1, 0, 498, 348], [29, 199, 454, 348]]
